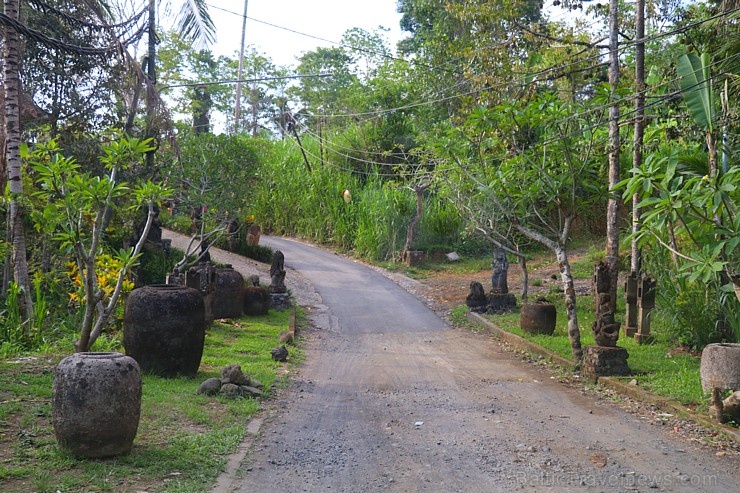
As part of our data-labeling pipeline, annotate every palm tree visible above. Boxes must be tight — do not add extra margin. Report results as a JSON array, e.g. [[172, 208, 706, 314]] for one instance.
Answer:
[[3, 0, 34, 321]]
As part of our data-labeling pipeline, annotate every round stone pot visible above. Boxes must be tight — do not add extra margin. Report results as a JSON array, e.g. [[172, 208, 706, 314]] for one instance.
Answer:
[[212, 265, 245, 319], [700, 343, 740, 392], [123, 284, 206, 377], [520, 301, 557, 335], [52, 352, 141, 458]]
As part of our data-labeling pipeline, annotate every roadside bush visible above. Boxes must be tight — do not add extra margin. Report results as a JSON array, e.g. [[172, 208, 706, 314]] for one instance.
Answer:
[[652, 275, 727, 349]]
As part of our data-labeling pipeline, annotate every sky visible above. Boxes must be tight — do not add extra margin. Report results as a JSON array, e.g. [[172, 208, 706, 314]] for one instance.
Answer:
[[204, 0, 406, 68]]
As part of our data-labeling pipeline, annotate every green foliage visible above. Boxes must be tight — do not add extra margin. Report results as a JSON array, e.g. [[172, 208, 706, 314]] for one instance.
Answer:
[[160, 132, 266, 233], [25, 136, 172, 352], [135, 246, 177, 287], [619, 153, 739, 287], [0, 283, 26, 357], [652, 275, 729, 350]]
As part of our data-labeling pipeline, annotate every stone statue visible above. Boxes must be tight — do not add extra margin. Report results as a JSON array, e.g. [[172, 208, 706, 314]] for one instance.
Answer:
[[592, 311, 620, 347], [466, 281, 488, 313], [269, 250, 287, 294], [491, 248, 509, 294]]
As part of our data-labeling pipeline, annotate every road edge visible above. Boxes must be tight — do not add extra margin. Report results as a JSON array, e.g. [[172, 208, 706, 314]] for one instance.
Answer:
[[467, 311, 740, 445]]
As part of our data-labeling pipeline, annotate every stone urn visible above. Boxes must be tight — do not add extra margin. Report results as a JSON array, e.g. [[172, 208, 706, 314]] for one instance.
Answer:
[[700, 343, 740, 423], [700, 343, 740, 392], [52, 352, 141, 458], [212, 265, 245, 319], [520, 301, 557, 335], [123, 284, 206, 377]]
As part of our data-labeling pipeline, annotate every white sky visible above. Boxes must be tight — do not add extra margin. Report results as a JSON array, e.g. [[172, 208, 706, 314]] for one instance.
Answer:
[[205, 0, 406, 68]]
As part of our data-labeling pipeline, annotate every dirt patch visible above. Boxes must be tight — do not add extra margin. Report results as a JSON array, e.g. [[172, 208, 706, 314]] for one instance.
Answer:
[[404, 252, 593, 322]]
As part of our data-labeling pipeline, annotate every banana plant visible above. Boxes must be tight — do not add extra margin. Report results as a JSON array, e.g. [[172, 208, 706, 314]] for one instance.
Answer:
[[677, 52, 718, 176]]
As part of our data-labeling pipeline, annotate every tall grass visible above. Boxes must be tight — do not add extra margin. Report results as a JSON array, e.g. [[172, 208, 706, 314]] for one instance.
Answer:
[[250, 136, 461, 260]]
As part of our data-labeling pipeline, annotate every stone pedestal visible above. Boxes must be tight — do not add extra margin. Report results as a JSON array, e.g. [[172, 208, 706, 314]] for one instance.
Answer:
[[582, 345, 630, 382], [487, 293, 517, 314], [270, 293, 291, 311]]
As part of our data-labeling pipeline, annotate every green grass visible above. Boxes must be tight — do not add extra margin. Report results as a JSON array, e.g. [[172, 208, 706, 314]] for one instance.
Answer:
[[483, 293, 706, 408], [0, 309, 295, 493]]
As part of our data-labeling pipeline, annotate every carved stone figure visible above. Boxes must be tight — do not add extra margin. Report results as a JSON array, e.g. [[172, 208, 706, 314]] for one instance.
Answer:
[[592, 311, 620, 347], [491, 248, 509, 294], [466, 281, 488, 313], [269, 250, 287, 294]]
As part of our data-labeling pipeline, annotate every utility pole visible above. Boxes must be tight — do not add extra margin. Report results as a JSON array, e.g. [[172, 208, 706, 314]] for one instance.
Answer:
[[606, 0, 620, 314], [234, 0, 249, 133]]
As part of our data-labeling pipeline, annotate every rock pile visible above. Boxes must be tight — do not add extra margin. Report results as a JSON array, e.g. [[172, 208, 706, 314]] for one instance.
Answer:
[[197, 364, 263, 399]]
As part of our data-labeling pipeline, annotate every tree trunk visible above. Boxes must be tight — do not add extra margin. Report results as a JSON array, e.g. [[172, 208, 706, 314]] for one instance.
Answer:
[[555, 245, 583, 362], [631, 0, 645, 276], [514, 224, 582, 362], [3, 0, 33, 321], [706, 130, 718, 178], [520, 256, 528, 302], [0, 38, 8, 296], [402, 185, 429, 261], [606, 0, 621, 314], [145, 0, 156, 170]]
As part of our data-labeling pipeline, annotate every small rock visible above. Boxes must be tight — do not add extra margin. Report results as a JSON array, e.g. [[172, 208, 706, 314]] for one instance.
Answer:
[[629, 379, 638, 386], [240, 385, 262, 398], [221, 364, 249, 385], [197, 378, 222, 396], [272, 345, 289, 362], [220, 383, 242, 398], [278, 330, 294, 344], [250, 377, 264, 389]]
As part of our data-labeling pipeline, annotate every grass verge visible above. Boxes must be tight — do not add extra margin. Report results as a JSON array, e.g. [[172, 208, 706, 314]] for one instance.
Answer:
[[481, 294, 707, 410], [0, 309, 295, 493]]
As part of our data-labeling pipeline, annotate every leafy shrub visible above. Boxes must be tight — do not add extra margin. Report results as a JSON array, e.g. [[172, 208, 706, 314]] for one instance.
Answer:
[[653, 276, 727, 349], [134, 245, 177, 287]]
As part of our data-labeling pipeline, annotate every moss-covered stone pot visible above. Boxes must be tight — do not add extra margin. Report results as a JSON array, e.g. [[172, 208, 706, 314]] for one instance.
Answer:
[[52, 352, 141, 458], [123, 284, 205, 377], [212, 265, 245, 319]]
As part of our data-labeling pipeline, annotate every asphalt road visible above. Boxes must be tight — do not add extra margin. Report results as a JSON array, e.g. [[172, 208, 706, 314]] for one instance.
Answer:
[[161, 232, 739, 492]]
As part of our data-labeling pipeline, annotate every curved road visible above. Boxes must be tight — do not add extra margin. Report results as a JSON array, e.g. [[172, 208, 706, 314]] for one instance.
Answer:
[[164, 232, 739, 492], [261, 236, 448, 334]]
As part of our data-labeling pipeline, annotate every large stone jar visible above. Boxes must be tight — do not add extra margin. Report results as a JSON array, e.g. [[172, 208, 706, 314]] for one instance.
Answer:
[[700, 343, 740, 392], [520, 301, 557, 335], [124, 284, 206, 377], [52, 352, 141, 458], [212, 265, 245, 319]]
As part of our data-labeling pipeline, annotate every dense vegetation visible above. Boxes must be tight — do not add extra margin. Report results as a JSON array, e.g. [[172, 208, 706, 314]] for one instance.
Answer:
[[1, 0, 738, 357]]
